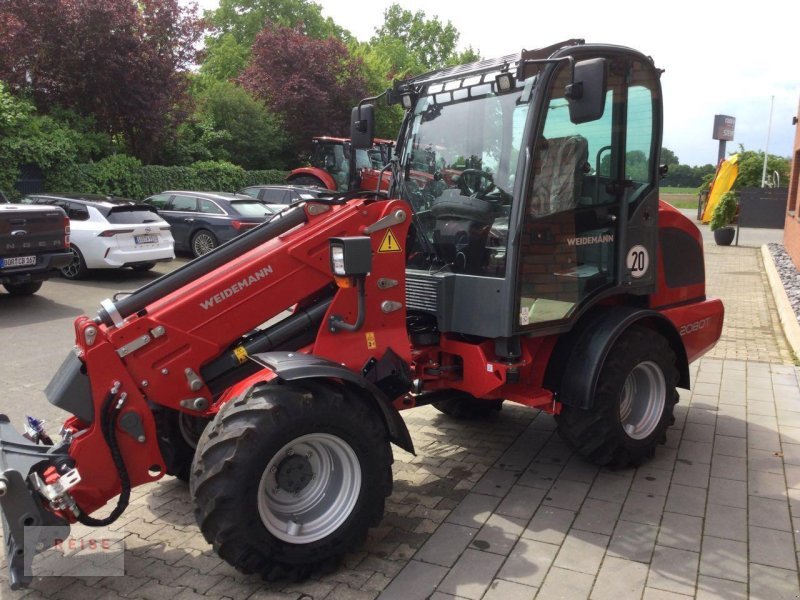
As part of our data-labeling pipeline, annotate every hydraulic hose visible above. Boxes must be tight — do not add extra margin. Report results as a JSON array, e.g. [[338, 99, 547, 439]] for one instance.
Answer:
[[74, 390, 130, 527], [329, 278, 366, 333]]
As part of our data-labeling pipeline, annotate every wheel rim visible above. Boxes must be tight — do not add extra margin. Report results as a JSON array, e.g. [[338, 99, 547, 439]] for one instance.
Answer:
[[257, 433, 361, 544], [62, 248, 81, 278], [193, 233, 215, 256], [619, 360, 666, 440]]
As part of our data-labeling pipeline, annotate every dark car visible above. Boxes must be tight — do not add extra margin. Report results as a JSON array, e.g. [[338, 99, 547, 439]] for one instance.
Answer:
[[237, 184, 326, 210], [143, 191, 277, 257]]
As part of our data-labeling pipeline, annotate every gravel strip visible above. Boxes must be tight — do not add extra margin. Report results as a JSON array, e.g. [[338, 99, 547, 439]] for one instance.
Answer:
[[769, 243, 800, 323]]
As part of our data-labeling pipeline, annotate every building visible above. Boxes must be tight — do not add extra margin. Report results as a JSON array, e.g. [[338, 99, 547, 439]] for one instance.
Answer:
[[783, 98, 800, 268]]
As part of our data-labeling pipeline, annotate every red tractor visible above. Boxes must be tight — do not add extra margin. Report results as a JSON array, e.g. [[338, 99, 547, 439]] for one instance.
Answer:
[[286, 136, 394, 192], [0, 40, 723, 588]]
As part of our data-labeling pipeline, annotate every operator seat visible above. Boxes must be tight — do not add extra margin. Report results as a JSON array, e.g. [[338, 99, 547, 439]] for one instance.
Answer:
[[529, 135, 589, 216]]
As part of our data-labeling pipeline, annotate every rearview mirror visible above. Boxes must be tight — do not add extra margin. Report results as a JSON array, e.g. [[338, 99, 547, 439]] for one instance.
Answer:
[[350, 104, 375, 150], [567, 58, 607, 124]]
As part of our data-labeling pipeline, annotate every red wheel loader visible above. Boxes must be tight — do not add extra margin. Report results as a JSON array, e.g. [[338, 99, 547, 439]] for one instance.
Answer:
[[0, 39, 723, 588], [286, 136, 394, 192]]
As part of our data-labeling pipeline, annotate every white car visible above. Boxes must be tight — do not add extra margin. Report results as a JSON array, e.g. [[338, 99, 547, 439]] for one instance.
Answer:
[[20, 194, 174, 279]]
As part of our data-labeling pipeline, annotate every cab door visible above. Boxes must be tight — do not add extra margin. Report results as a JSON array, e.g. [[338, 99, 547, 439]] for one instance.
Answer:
[[514, 53, 661, 331]]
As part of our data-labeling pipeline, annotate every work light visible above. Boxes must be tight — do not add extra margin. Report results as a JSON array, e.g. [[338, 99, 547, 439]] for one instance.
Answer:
[[329, 237, 372, 277]]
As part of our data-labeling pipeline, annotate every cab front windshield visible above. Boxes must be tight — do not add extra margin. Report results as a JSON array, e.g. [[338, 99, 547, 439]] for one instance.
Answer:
[[399, 76, 530, 276]]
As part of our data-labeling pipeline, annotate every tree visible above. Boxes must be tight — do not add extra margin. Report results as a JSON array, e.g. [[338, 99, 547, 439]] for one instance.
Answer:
[[372, 5, 477, 73], [660, 147, 679, 167], [734, 145, 790, 188], [0, 0, 203, 162], [350, 43, 405, 140], [165, 81, 286, 169], [0, 82, 109, 193], [203, 0, 348, 81], [240, 24, 367, 161], [355, 4, 481, 140], [201, 33, 252, 82]]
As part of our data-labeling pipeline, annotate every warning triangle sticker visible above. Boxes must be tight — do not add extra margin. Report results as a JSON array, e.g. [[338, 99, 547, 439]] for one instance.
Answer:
[[378, 229, 402, 253]]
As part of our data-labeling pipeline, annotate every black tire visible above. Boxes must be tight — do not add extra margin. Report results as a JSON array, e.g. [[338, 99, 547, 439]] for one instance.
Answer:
[[155, 408, 208, 482], [191, 381, 392, 580], [60, 246, 88, 280], [191, 230, 218, 257], [432, 391, 503, 420], [3, 281, 43, 296], [554, 326, 679, 468], [131, 262, 156, 272], [288, 175, 328, 189]]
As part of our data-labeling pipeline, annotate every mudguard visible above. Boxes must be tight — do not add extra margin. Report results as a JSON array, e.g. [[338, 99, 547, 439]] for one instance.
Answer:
[[250, 351, 415, 454], [547, 306, 690, 410]]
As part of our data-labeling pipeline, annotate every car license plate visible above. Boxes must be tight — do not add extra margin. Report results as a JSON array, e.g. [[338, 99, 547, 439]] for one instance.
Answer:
[[135, 235, 158, 245], [0, 255, 36, 269]]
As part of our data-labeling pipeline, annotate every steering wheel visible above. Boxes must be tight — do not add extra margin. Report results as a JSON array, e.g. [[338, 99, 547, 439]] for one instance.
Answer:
[[456, 169, 496, 197]]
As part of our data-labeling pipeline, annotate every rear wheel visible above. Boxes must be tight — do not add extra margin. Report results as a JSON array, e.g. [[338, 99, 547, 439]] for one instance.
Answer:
[[554, 326, 678, 468], [191, 381, 392, 580], [2, 281, 43, 296], [288, 175, 327, 189], [191, 230, 217, 257], [432, 391, 503, 420], [60, 246, 88, 280]]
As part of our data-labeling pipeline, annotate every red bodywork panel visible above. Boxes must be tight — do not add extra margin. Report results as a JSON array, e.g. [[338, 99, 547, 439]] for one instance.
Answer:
[[54, 196, 723, 520], [650, 201, 724, 363], [408, 335, 558, 411], [64, 199, 412, 515]]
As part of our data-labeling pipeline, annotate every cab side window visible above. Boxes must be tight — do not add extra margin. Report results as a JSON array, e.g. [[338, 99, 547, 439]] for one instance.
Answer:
[[527, 76, 615, 215], [625, 61, 659, 203]]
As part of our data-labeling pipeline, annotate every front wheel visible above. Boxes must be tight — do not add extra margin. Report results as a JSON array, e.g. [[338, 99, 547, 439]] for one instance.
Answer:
[[154, 408, 208, 482], [191, 381, 392, 580], [554, 326, 679, 468]]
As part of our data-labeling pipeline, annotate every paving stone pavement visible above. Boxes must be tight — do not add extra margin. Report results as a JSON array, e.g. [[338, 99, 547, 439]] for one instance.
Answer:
[[2, 244, 799, 600], [704, 244, 793, 364]]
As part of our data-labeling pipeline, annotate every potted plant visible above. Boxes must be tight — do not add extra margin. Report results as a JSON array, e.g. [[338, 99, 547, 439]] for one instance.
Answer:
[[710, 190, 737, 246]]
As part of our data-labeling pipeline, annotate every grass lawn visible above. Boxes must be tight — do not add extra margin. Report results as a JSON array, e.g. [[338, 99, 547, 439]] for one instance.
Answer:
[[661, 186, 700, 209]]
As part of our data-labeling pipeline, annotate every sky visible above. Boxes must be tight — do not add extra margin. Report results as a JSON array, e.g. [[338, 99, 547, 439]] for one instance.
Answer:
[[194, 0, 799, 168]]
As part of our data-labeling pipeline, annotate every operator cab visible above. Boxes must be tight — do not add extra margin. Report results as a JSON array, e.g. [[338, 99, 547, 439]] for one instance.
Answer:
[[354, 41, 662, 341]]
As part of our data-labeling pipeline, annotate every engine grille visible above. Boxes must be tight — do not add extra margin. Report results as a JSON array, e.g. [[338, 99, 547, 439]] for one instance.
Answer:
[[405, 275, 440, 313]]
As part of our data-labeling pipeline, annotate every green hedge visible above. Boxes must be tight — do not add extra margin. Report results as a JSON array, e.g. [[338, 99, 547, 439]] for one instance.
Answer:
[[46, 155, 288, 200]]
